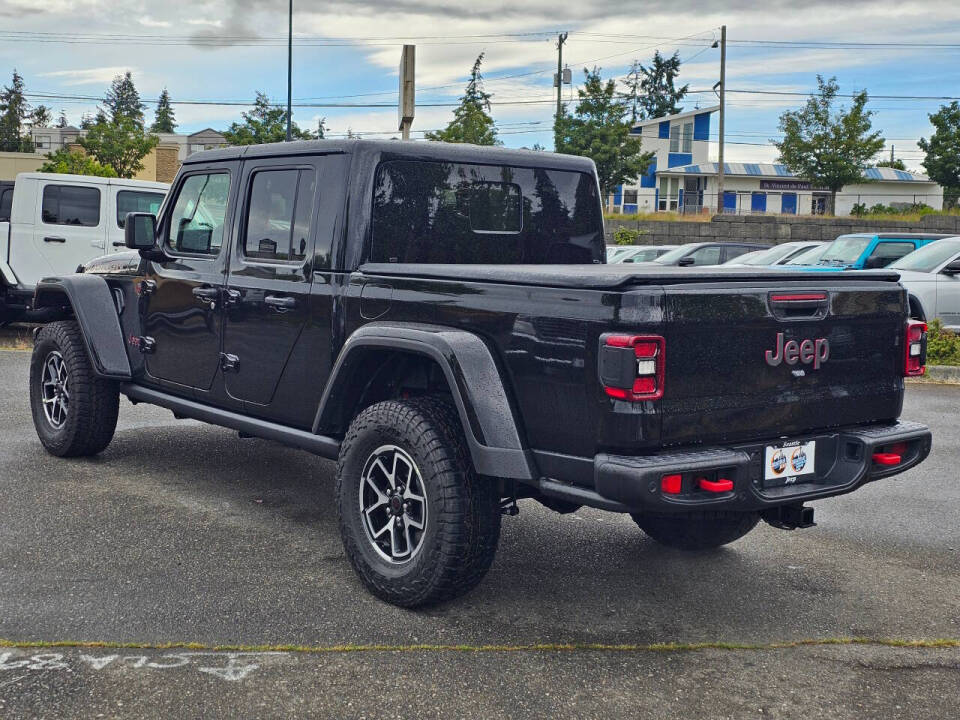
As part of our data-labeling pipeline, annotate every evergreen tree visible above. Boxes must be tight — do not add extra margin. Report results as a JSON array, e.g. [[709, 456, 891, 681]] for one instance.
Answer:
[[773, 75, 885, 215], [150, 88, 177, 133], [316, 117, 327, 139], [554, 67, 653, 200], [425, 54, 499, 145], [31, 104, 52, 128], [919, 102, 960, 208], [102, 71, 145, 127], [223, 92, 313, 145], [55, 109, 69, 128], [621, 51, 689, 122], [0, 69, 34, 152]]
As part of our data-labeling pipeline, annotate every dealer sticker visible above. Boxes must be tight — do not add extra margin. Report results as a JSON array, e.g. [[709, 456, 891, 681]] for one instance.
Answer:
[[764, 441, 816, 483]]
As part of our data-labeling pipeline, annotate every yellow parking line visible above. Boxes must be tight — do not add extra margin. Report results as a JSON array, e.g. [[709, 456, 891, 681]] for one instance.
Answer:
[[1, 637, 957, 654]]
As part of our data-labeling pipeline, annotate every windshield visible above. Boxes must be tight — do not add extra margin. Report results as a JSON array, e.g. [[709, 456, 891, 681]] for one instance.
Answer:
[[734, 244, 802, 266], [623, 247, 663, 263], [652, 244, 698, 264], [785, 244, 828, 265], [817, 235, 872, 265], [889, 239, 960, 273]]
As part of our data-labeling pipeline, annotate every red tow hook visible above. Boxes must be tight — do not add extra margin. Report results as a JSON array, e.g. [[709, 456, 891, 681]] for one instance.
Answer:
[[872, 453, 902, 466], [697, 477, 734, 493]]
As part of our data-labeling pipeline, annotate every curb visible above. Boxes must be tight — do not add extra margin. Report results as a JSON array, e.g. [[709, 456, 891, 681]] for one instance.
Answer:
[[908, 365, 960, 385]]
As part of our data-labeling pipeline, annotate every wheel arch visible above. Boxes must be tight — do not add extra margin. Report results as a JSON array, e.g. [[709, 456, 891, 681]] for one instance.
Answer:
[[907, 293, 927, 322], [33, 275, 131, 380], [315, 323, 534, 481]]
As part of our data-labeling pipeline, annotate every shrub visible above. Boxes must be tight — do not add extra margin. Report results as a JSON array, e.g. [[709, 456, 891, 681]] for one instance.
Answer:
[[613, 226, 640, 245], [926, 319, 960, 366]]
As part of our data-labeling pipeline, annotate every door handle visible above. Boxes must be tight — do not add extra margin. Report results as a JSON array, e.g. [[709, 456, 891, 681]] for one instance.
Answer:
[[112, 241, 126, 247], [192, 286, 219, 302], [264, 295, 297, 311], [43, 236, 66, 243]]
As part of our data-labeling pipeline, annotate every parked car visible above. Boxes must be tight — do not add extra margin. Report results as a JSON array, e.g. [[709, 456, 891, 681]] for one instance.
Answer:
[[0, 173, 168, 324], [605, 246, 633, 262], [888, 236, 960, 329], [641, 241, 772, 267], [28, 139, 931, 608], [723, 241, 824, 267], [616, 245, 678, 263], [784, 243, 830, 266], [792, 233, 951, 272], [0, 181, 13, 223]]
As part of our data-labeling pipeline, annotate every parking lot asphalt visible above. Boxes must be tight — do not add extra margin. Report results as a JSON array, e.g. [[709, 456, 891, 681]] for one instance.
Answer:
[[0, 348, 958, 718]]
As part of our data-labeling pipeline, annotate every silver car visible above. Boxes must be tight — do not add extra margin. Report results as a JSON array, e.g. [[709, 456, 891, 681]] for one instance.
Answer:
[[888, 237, 960, 330]]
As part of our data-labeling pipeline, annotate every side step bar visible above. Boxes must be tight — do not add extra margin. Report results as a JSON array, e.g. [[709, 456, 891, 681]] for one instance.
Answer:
[[121, 384, 341, 460]]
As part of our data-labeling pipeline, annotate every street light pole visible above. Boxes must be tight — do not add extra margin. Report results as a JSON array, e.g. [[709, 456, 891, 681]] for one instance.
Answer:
[[716, 25, 726, 214], [286, 0, 293, 142]]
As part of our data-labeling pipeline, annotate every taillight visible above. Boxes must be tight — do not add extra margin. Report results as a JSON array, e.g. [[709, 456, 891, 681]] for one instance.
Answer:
[[599, 334, 665, 401], [904, 320, 927, 377]]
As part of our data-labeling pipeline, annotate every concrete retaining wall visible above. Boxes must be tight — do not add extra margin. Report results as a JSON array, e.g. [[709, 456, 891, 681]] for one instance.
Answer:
[[606, 214, 960, 246]]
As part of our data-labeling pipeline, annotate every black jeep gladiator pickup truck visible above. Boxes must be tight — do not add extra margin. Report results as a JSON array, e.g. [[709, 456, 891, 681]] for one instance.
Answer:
[[28, 140, 932, 607]]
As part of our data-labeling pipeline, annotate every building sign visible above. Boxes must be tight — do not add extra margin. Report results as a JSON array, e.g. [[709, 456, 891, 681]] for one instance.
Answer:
[[760, 180, 812, 191]]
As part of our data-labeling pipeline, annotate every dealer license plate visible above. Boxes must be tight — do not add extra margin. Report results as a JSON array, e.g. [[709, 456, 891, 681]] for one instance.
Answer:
[[763, 441, 816, 484]]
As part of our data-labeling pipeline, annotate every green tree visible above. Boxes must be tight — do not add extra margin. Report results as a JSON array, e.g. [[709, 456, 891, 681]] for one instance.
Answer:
[[621, 51, 689, 123], [425, 54, 499, 145], [0, 69, 34, 152], [773, 75, 884, 214], [79, 115, 159, 178], [223, 92, 313, 145], [55, 109, 69, 128], [877, 158, 907, 170], [150, 88, 177, 133], [39, 148, 117, 177], [31, 104, 52, 128], [554, 67, 653, 200], [919, 102, 960, 208], [102, 71, 145, 127]]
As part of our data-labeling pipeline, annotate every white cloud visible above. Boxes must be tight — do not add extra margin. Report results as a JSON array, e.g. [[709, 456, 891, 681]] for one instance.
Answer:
[[139, 16, 171, 28], [39, 66, 138, 86]]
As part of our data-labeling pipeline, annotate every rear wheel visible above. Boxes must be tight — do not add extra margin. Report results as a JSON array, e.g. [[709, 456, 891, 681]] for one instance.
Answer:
[[30, 320, 119, 457], [632, 510, 760, 551], [336, 396, 501, 607]]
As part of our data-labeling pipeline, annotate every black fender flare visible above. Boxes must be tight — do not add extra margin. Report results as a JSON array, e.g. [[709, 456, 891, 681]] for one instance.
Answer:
[[314, 322, 535, 481], [33, 275, 132, 380], [907, 293, 927, 321]]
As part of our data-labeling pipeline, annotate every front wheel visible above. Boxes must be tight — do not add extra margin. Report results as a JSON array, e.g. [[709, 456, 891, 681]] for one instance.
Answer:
[[30, 320, 120, 457], [336, 397, 501, 607], [631, 510, 760, 551]]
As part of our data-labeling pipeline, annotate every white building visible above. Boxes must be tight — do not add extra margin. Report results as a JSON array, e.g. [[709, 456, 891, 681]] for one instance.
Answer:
[[612, 108, 944, 216]]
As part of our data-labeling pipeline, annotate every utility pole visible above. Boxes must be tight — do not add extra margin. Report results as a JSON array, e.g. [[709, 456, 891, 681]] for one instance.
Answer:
[[716, 25, 726, 214], [890, 145, 895, 165], [555, 32, 568, 124], [285, 0, 293, 142]]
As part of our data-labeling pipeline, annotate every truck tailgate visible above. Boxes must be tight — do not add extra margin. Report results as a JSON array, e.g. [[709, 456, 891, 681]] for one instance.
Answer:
[[659, 280, 905, 447]]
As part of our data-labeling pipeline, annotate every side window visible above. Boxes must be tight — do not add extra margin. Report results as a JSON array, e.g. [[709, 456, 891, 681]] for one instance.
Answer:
[[41, 185, 101, 227], [116, 190, 165, 228], [0, 187, 12, 222], [688, 246, 723, 266], [166, 173, 230, 256], [243, 168, 315, 262], [868, 241, 917, 267], [724, 245, 754, 262]]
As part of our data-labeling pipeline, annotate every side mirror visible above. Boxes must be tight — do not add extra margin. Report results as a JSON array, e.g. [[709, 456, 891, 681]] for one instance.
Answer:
[[863, 256, 886, 270], [942, 260, 960, 275], [677, 256, 695, 267], [124, 212, 157, 251]]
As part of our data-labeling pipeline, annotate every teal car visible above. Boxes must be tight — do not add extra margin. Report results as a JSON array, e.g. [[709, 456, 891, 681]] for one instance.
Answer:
[[794, 233, 952, 271]]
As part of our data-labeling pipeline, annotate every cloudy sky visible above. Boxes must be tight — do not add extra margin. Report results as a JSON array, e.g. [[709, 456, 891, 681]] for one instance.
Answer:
[[1, 0, 959, 169]]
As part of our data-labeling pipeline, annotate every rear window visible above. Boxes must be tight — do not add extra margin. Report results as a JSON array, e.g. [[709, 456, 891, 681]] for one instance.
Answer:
[[116, 190, 165, 228], [42, 185, 101, 227], [369, 160, 603, 264]]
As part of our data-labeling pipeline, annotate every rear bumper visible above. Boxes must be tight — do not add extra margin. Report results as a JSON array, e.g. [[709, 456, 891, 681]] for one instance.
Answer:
[[539, 421, 931, 514]]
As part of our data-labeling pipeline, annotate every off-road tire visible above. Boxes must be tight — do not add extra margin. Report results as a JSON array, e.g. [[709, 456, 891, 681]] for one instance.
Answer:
[[336, 396, 501, 607], [30, 320, 120, 457], [631, 510, 760, 551]]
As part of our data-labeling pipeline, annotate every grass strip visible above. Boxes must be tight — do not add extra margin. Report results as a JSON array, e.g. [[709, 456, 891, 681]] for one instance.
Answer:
[[1, 637, 957, 655]]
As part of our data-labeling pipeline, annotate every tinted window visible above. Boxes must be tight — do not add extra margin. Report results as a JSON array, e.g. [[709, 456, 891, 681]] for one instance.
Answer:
[[724, 245, 756, 262], [243, 169, 316, 262], [0, 187, 12, 222], [688, 245, 722, 265], [166, 173, 230, 255], [116, 190, 165, 228], [868, 241, 916, 266], [370, 160, 603, 264], [42, 185, 100, 226]]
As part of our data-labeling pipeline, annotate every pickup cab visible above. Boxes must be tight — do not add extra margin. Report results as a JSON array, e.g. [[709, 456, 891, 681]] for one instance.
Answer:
[[27, 140, 932, 607], [794, 232, 950, 271], [0, 172, 168, 323]]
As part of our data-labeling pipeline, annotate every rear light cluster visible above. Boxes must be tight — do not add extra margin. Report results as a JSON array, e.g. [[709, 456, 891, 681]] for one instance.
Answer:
[[904, 320, 927, 377], [599, 334, 665, 401]]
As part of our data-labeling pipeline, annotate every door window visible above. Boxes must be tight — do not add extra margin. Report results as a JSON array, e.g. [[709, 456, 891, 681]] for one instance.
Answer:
[[687, 245, 722, 265], [243, 169, 316, 262], [866, 241, 916, 267], [166, 173, 230, 256], [116, 190, 165, 228], [41, 185, 100, 226], [0, 186, 12, 222], [724, 245, 755, 262]]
